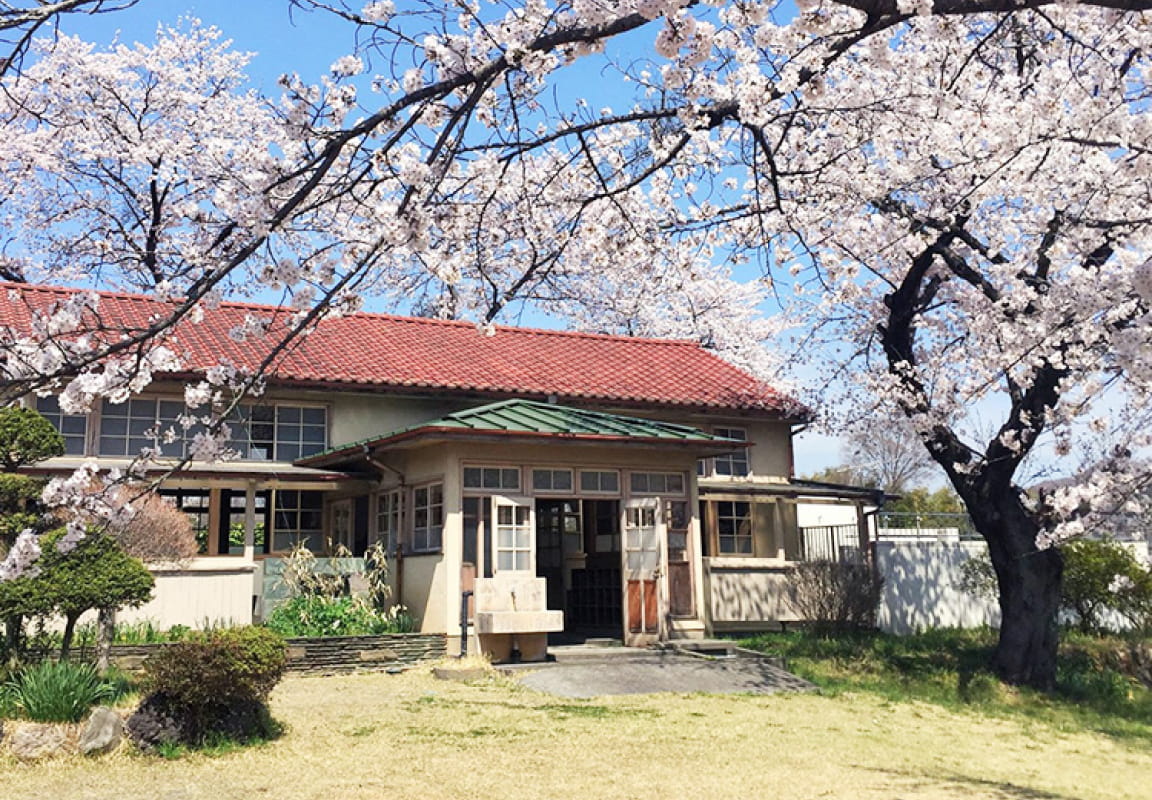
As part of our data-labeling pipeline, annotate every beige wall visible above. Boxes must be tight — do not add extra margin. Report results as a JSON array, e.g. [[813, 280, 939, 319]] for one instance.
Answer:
[[704, 558, 801, 629], [119, 558, 256, 628]]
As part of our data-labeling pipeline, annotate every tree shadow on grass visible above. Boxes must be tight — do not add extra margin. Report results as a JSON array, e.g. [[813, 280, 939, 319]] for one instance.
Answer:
[[859, 765, 1090, 800]]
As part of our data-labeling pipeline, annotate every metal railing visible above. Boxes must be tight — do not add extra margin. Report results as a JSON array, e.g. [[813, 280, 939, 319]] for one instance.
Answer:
[[798, 524, 864, 564], [876, 512, 979, 541]]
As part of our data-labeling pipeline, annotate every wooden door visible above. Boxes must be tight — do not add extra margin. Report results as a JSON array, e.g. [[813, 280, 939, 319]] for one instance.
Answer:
[[622, 498, 664, 644]]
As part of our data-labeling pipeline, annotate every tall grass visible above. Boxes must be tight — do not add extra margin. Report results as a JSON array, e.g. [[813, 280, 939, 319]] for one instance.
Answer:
[[1, 660, 128, 723]]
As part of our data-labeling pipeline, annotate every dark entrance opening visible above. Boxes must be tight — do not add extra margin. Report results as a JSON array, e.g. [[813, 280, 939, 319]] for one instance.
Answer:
[[540, 498, 621, 638]]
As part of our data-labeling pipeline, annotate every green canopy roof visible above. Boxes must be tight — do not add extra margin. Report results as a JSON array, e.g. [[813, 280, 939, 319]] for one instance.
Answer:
[[297, 399, 746, 467]]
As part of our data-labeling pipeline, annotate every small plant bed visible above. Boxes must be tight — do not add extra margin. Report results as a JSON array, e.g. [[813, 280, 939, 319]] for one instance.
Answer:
[[740, 627, 1152, 742]]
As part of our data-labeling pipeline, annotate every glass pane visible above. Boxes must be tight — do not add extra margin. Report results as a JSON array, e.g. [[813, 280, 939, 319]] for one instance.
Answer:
[[101, 417, 127, 436], [602, 472, 618, 492], [642, 551, 659, 570], [302, 407, 326, 425], [738, 537, 753, 554], [464, 467, 482, 488], [554, 471, 572, 491], [497, 551, 514, 571], [497, 505, 513, 525], [482, 469, 500, 489], [278, 406, 301, 424], [498, 527, 514, 548], [533, 470, 551, 491], [501, 469, 519, 489], [514, 528, 530, 548], [129, 398, 154, 417], [514, 552, 530, 571], [580, 472, 597, 492], [627, 552, 642, 570], [630, 473, 647, 493], [431, 484, 442, 505], [626, 529, 640, 549], [668, 474, 684, 493]]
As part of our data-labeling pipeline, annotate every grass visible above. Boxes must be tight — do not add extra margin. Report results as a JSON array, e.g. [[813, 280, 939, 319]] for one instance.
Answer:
[[740, 627, 1152, 742], [1, 663, 1149, 799]]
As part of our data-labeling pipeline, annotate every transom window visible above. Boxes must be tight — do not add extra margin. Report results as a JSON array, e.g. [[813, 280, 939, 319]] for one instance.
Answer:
[[463, 466, 520, 491], [412, 483, 444, 552], [35, 396, 87, 455], [579, 470, 619, 494], [717, 500, 753, 555], [711, 427, 750, 477], [629, 471, 685, 495], [532, 468, 573, 493]]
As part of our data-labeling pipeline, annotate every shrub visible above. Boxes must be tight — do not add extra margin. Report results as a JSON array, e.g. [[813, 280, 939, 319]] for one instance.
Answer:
[[1061, 538, 1152, 634], [133, 626, 287, 745], [0, 405, 64, 472], [265, 594, 416, 637], [788, 560, 885, 632], [1, 659, 122, 722], [106, 491, 200, 564]]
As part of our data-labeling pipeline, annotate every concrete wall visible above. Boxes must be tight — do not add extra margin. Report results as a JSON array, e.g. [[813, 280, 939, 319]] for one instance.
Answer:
[[875, 541, 998, 635]]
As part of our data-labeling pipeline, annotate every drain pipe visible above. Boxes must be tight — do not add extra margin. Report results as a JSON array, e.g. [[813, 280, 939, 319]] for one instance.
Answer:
[[459, 590, 474, 657]]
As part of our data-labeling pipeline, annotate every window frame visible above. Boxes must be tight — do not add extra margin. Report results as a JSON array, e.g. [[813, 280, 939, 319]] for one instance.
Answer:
[[34, 395, 88, 456], [462, 465, 521, 493], [531, 467, 575, 494], [710, 427, 750, 477], [410, 482, 444, 553], [375, 488, 403, 556], [579, 469, 621, 495], [628, 471, 687, 497]]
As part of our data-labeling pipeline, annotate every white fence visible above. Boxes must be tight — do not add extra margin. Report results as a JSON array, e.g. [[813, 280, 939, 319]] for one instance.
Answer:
[[876, 539, 1151, 635]]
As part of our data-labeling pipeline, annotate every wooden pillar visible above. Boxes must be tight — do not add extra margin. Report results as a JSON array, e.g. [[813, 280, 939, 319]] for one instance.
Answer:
[[244, 480, 257, 561]]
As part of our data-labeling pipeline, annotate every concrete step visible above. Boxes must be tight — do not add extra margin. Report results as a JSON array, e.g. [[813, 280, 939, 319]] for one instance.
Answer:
[[547, 644, 653, 663]]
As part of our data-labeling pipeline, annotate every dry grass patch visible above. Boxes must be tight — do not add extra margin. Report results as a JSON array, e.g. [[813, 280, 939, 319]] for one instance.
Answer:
[[1, 666, 1148, 800]]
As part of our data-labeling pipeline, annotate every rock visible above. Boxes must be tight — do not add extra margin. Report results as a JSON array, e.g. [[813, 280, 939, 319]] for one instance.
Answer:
[[79, 706, 123, 756], [358, 649, 398, 662], [8, 723, 68, 761], [126, 693, 187, 751], [432, 666, 490, 682]]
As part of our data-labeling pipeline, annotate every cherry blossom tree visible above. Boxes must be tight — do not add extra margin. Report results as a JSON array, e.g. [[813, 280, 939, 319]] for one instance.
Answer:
[[2, 1, 1152, 687]]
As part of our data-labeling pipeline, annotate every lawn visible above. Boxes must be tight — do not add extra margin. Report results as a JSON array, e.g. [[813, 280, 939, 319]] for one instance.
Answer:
[[741, 628, 1152, 743], [2, 662, 1149, 800]]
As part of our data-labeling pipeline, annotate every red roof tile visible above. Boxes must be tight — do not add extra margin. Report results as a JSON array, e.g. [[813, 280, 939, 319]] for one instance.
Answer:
[[0, 283, 800, 416]]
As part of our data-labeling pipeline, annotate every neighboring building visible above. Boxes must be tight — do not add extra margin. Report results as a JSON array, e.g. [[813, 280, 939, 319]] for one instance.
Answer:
[[2, 283, 879, 656]]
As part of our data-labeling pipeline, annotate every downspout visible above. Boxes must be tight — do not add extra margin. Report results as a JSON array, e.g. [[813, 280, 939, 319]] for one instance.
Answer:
[[364, 445, 407, 606]]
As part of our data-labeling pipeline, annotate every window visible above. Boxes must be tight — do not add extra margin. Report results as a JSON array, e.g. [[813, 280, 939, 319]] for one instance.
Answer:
[[666, 499, 690, 552], [532, 468, 573, 493], [716, 501, 753, 555], [579, 470, 619, 494], [712, 427, 749, 477], [98, 398, 204, 458], [494, 502, 532, 571], [330, 499, 354, 552], [411, 483, 443, 552], [35, 396, 87, 455], [629, 471, 685, 495], [159, 488, 211, 554], [225, 404, 327, 461], [462, 466, 520, 491], [375, 489, 402, 555], [272, 490, 324, 552]]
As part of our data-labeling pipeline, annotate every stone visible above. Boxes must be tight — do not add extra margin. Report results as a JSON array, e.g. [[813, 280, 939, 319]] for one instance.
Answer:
[[79, 706, 123, 756], [111, 654, 148, 671], [357, 649, 398, 662], [433, 666, 491, 682], [8, 723, 68, 761]]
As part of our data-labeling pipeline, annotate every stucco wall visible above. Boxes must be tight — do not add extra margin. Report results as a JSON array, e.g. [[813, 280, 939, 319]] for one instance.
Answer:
[[118, 558, 256, 628], [704, 557, 800, 630], [876, 541, 1000, 634]]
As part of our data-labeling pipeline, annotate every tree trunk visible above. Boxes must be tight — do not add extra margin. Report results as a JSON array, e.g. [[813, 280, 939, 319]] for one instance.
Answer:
[[60, 612, 78, 661], [95, 607, 115, 671], [3, 613, 23, 664], [968, 491, 1063, 690]]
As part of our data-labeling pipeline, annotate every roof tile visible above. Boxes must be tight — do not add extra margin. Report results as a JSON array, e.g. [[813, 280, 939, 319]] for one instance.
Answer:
[[0, 283, 797, 415]]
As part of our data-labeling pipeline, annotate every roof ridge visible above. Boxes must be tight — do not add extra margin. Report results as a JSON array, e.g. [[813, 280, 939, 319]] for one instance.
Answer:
[[0, 281, 702, 347]]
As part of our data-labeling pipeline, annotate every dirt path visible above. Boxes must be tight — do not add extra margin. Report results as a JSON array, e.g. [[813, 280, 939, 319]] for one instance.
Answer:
[[2, 669, 1148, 800]]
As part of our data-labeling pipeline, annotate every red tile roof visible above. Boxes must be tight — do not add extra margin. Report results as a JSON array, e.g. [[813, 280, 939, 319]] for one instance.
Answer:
[[0, 283, 800, 416]]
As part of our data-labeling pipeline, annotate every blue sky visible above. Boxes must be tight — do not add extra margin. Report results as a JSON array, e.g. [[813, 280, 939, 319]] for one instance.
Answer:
[[61, 1, 849, 478]]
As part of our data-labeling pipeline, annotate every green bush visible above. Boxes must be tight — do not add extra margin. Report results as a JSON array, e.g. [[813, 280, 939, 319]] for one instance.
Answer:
[[135, 626, 287, 744], [265, 594, 416, 638], [1, 660, 123, 722], [144, 626, 287, 709], [1061, 538, 1152, 634]]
